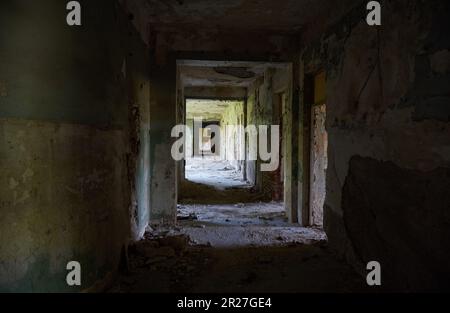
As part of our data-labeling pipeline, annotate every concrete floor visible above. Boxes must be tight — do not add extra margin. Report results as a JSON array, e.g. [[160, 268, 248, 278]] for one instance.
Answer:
[[179, 201, 292, 227], [176, 202, 326, 247], [109, 160, 369, 293], [185, 157, 248, 190], [111, 215, 368, 293]]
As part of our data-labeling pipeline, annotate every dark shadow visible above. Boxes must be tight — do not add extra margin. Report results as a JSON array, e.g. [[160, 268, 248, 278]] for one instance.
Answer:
[[111, 237, 373, 293]]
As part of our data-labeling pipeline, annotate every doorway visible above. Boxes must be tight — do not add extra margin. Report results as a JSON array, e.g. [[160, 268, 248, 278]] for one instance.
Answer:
[[184, 98, 247, 190]]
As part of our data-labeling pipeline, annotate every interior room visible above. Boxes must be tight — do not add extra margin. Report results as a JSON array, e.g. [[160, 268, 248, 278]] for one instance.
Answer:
[[0, 0, 449, 294]]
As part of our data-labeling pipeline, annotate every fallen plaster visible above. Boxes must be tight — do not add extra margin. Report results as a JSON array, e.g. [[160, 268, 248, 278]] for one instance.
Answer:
[[110, 222, 354, 293], [176, 202, 326, 248]]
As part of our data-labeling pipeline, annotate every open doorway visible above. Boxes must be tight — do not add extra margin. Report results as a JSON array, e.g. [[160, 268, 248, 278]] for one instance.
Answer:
[[173, 60, 325, 248], [115, 61, 335, 294], [184, 99, 248, 190], [178, 95, 290, 233]]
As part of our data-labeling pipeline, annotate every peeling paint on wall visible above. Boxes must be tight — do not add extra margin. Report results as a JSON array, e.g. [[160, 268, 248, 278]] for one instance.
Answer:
[[0, 0, 151, 292], [299, 0, 450, 290]]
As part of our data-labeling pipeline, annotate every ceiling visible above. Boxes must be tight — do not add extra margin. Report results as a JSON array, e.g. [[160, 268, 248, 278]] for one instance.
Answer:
[[186, 99, 242, 121], [179, 60, 289, 88], [180, 64, 265, 87], [130, 0, 361, 34]]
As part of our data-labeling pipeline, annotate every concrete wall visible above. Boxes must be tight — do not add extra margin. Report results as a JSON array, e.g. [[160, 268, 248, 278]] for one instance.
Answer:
[[220, 101, 245, 171], [0, 0, 150, 292], [298, 0, 450, 291], [149, 56, 177, 224], [246, 88, 258, 186], [186, 119, 194, 159], [246, 68, 290, 200]]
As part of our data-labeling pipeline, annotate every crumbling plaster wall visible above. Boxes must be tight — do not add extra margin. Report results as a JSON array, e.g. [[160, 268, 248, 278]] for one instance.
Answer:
[[0, 0, 151, 292], [299, 0, 450, 290], [127, 29, 152, 241], [246, 68, 291, 201], [220, 101, 245, 170], [246, 78, 267, 189]]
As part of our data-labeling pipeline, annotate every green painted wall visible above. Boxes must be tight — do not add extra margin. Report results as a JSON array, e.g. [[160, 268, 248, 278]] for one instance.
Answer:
[[0, 0, 150, 292]]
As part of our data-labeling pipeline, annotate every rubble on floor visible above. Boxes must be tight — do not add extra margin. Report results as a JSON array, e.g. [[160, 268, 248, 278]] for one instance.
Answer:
[[108, 158, 365, 293], [110, 227, 368, 293]]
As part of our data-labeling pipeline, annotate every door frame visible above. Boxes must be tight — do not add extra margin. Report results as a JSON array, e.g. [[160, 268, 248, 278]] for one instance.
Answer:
[[302, 69, 327, 227]]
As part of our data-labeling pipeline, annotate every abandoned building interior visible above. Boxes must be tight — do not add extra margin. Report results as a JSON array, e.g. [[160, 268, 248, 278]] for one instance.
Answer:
[[0, 0, 449, 293]]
